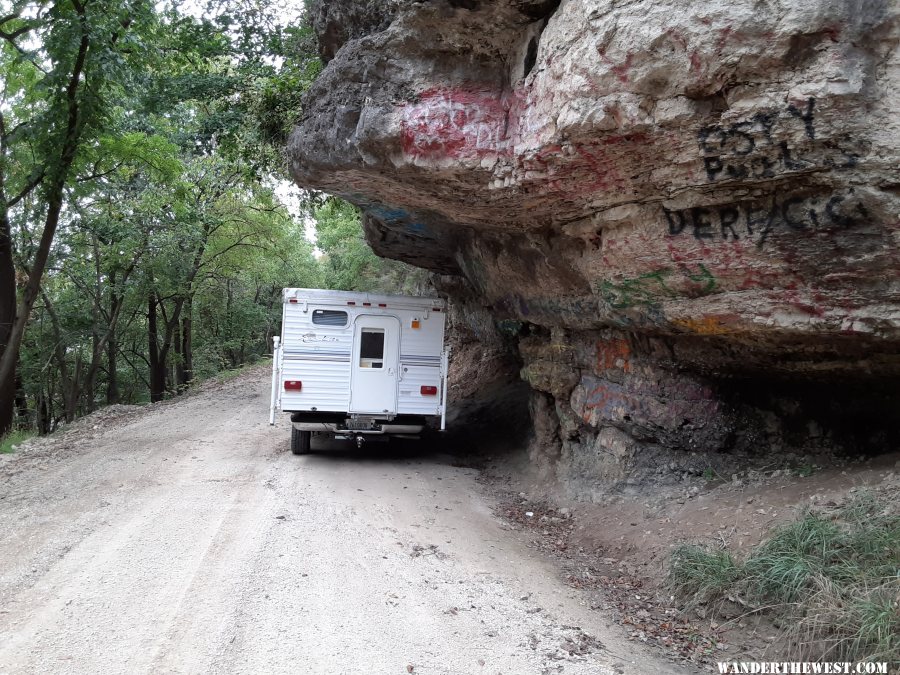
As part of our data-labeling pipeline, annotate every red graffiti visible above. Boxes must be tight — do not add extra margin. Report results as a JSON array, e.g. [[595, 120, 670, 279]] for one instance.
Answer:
[[400, 86, 517, 160], [597, 46, 634, 83]]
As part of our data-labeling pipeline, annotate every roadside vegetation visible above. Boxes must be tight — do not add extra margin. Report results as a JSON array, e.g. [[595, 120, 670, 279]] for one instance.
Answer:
[[0, 1, 422, 442], [0, 429, 35, 454], [667, 491, 900, 663]]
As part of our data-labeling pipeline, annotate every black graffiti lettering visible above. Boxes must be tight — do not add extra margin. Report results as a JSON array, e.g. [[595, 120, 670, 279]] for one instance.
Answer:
[[663, 190, 868, 246], [691, 207, 714, 239], [719, 206, 740, 240], [825, 194, 869, 227], [809, 205, 820, 228], [746, 201, 776, 237], [782, 196, 811, 230], [725, 162, 749, 180], [825, 146, 859, 170], [664, 207, 688, 235], [697, 126, 727, 154], [825, 195, 848, 226], [779, 141, 810, 170], [787, 97, 815, 140], [695, 98, 867, 182], [752, 111, 778, 144], [703, 156, 724, 181], [750, 155, 776, 179], [729, 122, 756, 155]]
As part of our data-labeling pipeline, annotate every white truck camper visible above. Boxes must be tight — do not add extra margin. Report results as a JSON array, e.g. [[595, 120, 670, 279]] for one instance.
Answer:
[[269, 288, 449, 454]]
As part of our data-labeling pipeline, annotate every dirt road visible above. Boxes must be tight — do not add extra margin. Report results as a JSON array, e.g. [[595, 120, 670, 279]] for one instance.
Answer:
[[0, 369, 681, 675]]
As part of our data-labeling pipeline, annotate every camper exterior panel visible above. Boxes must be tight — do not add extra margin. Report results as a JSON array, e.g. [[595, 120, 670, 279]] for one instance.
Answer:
[[397, 365, 443, 416], [280, 302, 352, 412], [280, 359, 351, 411], [399, 312, 444, 363]]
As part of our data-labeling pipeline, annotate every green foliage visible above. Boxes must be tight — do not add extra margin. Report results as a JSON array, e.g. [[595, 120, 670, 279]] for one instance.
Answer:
[[0, 430, 35, 454], [3, 0, 432, 435], [315, 197, 432, 295], [668, 545, 741, 608], [667, 494, 900, 663], [2, 0, 326, 428], [744, 513, 844, 602]]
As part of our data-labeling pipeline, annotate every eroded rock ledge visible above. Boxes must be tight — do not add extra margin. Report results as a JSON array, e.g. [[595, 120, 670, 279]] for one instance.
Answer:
[[289, 0, 900, 494]]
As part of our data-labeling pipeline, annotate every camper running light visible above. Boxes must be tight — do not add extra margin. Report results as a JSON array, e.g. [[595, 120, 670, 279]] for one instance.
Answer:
[[411, 319, 421, 329], [284, 380, 302, 391], [421, 386, 438, 396]]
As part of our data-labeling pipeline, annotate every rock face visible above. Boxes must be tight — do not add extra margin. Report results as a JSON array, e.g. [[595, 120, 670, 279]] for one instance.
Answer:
[[289, 0, 900, 494]]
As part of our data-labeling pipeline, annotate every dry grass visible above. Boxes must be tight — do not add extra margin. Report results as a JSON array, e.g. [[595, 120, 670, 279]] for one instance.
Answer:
[[667, 491, 900, 664]]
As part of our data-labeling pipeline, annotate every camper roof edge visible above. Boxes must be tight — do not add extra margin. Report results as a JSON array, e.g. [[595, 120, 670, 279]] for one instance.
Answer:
[[282, 288, 445, 308]]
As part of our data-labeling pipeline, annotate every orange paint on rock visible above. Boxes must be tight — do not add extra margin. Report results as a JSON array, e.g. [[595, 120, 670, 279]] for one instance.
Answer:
[[673, 316, 733, 335], [596, 338, 632, 373]]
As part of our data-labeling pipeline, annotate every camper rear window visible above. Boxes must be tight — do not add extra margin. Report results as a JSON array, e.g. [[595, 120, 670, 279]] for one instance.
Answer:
[[360, 329, 385, 368], [311, 309, 348, 327]]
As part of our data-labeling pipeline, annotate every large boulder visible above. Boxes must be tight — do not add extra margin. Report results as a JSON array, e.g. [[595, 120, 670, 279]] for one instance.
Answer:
[[288, 0, 900, 492]]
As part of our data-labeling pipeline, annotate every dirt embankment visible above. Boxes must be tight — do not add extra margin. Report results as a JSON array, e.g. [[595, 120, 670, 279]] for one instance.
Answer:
[[479, 445, 900, 667]]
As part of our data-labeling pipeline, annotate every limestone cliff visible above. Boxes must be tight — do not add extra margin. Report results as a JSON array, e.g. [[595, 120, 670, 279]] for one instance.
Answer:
[[288, 0, 900, 493]]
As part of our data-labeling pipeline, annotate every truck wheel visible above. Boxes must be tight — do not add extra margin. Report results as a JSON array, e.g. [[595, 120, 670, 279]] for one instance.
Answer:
[[291, 428, 311, 455]]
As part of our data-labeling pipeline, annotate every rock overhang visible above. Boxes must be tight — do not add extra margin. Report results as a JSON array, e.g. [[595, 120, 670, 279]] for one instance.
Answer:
[[288, 0, 900, 470]]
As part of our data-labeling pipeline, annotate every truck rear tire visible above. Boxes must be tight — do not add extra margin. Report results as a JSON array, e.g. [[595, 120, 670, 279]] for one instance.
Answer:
[[291, 428, 311, 455]]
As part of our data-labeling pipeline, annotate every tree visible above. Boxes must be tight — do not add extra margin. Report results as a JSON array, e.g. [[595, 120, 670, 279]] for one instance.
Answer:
[[0, 1, 411, 437], [0, 0, 157, 434]]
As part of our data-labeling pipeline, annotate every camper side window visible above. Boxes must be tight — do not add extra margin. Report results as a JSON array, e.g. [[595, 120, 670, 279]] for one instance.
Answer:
[[312, 309, 348, 327], [359, 329, 385, 369]]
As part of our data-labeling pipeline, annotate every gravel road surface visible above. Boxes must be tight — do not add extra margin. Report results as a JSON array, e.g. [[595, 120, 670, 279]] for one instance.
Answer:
[[0, 369, 682, 675]]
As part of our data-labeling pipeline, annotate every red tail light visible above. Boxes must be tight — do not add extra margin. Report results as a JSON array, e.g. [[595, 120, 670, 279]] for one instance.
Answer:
[[284, 380, 302, 391], [420, 386, 438, 396]]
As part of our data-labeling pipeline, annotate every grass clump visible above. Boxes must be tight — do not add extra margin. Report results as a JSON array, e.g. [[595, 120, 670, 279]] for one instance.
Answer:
[[668, 544, 741, 608], [667, 491, 900, 664], [0, 429, 36, 454], [743, 513, 843, 602]]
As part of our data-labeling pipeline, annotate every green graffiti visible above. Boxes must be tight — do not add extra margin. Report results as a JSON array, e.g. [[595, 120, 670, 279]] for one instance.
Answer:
[[684, 263, 717, 295], [599, 270, 674, 309], [598, 265, 718, 309]]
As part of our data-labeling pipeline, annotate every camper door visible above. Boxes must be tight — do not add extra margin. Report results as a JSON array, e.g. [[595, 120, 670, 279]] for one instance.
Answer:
[[349, 315, 400, 414]]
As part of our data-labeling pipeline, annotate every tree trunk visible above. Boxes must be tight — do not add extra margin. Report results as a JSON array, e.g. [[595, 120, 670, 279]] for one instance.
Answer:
[[106, 279, 120, 404], [41, 290, 77, 423], [106, 333, 119, 404], [14, 371, 28, 423], [0, 210, 16, 436], [173, 316, 184, 392], [65, 352, 82, 423], [0, 12, 91, 434], [181, 298, 194, 389], [36, 390, 49, 435], [148, 292, 165, 403]]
